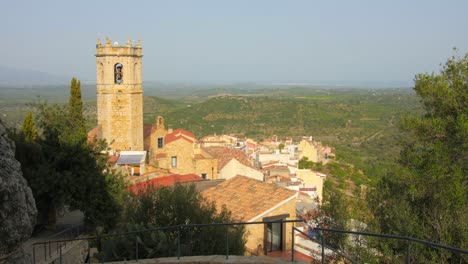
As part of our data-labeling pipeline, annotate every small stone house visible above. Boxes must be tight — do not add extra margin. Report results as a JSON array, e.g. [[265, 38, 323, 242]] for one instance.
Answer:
[[144, 116, 218, 179], [202, 176, 297, 255]]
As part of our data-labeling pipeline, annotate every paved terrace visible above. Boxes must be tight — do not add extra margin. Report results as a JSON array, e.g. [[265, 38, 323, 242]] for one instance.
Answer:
[[105, 255, 309, 264]]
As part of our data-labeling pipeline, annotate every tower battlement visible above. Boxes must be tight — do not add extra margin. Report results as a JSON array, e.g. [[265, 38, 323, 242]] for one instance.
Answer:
[[95, 37, 142, 57]]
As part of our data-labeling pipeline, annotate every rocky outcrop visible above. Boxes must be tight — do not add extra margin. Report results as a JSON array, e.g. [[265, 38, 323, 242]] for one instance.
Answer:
[[0, 122, 37, 263]]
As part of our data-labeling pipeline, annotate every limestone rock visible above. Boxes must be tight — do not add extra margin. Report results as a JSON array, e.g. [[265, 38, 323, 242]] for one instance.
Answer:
[[0, 122, 37, 263]]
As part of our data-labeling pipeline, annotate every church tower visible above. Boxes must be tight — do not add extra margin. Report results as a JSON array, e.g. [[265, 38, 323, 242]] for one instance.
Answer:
[[95, 37, 143, 151]]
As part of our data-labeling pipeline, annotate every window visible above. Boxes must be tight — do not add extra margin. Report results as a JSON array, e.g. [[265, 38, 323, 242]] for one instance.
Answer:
[[201, 173, 207, 179], [114, 63, 123, 84], [171, 156, 177, 168], [157, 137, 164, 149]]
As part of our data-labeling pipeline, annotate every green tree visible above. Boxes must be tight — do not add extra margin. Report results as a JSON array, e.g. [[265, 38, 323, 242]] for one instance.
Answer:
[[21, 112, 37, 142], [99, 184, 246, 261], [68, 77, 85, 134], [369, 53, 468, 262], [11, 102, 125, 230], [316, 183, 350, 251], [278, 143, 285, 152]]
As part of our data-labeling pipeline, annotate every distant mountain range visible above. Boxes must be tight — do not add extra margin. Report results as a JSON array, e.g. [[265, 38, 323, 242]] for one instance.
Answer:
[[0, 66, 70, 85], [0, 65, 412, 87]]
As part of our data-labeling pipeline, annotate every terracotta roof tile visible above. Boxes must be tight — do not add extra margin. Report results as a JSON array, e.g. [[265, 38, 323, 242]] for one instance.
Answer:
[[202, 176, 297, 221], [165, 129, 195, 144], [129, 173, 203, 194], [87, 127, 99, 143], [203, 147, 253, 170], [107, 155, 119, 164]]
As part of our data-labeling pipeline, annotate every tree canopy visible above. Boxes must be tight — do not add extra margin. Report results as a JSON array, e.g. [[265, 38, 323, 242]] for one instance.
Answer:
[[10, 78, 126, 229], [369, 53, 468, 262], [68, 77, 85, 135], [99, 184, 246, 261], [21, 111, 37, 142]]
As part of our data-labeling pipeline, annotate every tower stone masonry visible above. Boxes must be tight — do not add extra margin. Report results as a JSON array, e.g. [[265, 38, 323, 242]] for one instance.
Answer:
[[95, 37, 143, 151]]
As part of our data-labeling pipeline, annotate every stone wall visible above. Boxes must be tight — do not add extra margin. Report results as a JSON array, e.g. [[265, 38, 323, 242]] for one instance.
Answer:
[[0, 121, 37, 263], [194, 158, 218, 180], [162, 139, 195, 174]]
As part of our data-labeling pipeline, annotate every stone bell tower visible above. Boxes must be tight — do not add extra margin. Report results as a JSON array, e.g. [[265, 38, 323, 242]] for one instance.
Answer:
[[95, 37, 143, 151]]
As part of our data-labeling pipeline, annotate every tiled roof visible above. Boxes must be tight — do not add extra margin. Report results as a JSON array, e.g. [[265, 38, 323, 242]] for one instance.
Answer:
[[129, 173, 203, 194], [165, 129, 195, 144], [203, 147, 253, 170], [202, 175, 297, 221], [107, 155, 119, 164], [180, 179, 226, 192], [87, 126, 99, 143]]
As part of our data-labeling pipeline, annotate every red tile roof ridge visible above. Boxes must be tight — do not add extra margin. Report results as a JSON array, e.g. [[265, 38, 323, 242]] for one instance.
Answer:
[[165, 128, 196, 145], [87, 126, 99, 143]]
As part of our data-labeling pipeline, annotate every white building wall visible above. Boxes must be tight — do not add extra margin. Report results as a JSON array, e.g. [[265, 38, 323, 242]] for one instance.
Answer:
[[220, 159, 264, 181]]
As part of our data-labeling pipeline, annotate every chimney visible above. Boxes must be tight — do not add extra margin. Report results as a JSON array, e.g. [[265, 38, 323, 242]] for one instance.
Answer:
[[168, 125, 173, 134]]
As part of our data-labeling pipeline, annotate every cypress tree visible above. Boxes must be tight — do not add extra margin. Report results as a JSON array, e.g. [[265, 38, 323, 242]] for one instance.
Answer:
[[68, 77, 85, 135], [21, 112, 37, 142]]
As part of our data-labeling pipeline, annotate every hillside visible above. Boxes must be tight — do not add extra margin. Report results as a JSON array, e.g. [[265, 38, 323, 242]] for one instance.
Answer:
[[143, 89, 420, 183], [1, 86, 420, 186]]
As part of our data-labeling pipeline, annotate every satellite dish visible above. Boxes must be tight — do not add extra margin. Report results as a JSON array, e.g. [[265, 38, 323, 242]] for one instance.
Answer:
[[114, 41, 119, 46]]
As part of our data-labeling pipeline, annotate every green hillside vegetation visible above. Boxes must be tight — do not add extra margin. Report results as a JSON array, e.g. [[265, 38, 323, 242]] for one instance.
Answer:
[[146, 89, 420, 185], [1, 86, 419, 192]]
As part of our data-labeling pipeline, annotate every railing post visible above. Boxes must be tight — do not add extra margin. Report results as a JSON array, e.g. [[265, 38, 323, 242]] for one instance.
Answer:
[[188, 226, 192, 256], [225, 226, 229, 260], [44, 242, 47, 261], [406, 240, 411, 264], [321, 232, 325, 264], [177, 227, 181, 260], [88, 239, 91, 264], [59, 242, 62, 264], [49, 241, 51, 259], [291, 226, 295, 262], [135, 238, 139, 262], [32, 244, 36, 264]]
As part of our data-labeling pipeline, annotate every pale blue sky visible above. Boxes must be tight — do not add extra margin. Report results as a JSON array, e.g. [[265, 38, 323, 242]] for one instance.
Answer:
[[2, 0, 468, 85]]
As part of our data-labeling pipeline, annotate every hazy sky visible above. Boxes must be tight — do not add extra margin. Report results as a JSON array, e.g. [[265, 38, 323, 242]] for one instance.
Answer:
[[2, 0, 468, 85]]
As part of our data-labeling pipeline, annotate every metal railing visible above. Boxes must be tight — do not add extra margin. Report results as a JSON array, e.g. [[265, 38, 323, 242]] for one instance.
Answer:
[[32, 219, 302, 263], [32, 221, 468, 263], [31, 225, 83, 263], [291, 226, 468, 263]]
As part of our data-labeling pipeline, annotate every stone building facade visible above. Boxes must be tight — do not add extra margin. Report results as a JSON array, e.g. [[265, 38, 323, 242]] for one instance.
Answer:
[[95, 37, 143, 151], [144, 116, 218, 179]]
